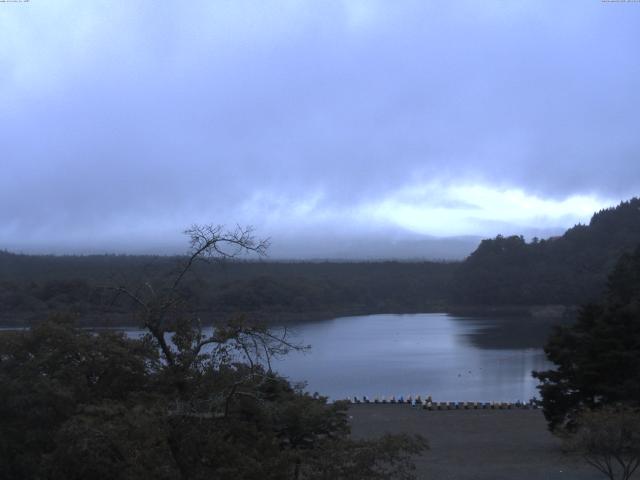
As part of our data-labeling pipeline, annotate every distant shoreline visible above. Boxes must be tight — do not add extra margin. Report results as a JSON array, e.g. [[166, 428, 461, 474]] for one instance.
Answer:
[[0, 304, 576, 329], [446, 304, 576, 319]]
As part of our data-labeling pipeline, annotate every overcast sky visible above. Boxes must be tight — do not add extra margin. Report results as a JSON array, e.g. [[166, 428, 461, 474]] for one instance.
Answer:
[[1, 1, 639, 257]]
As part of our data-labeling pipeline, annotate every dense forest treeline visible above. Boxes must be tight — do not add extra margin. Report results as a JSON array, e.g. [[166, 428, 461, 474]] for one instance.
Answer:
[[1, 197, 639, 326], [0, 255, 454, 326], [452, 197, 640, 306]]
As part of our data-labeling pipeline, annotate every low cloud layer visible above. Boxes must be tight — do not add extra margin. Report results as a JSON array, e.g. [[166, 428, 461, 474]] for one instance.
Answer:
[[1, 1, 638, 256]]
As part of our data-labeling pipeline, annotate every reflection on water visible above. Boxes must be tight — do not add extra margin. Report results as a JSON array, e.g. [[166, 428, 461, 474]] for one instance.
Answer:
[[271, 313, 552, 402], [458, 315, 569, 350], [121, 313, 554, 402]]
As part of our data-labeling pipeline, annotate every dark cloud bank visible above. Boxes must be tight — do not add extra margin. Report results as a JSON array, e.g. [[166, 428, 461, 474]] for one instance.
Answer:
[[1, 1, 638, 258]]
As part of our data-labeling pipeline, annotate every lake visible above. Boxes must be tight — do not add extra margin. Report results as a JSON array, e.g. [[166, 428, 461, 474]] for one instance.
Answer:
[[123, 312, 555, 403], [270, 313, 552, 402]]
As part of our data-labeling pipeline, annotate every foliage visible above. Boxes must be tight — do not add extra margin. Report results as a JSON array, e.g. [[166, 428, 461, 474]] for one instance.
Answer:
[[452, 197, 640, 306], [561, 405, 640, 480], [0, 225, 427, 479], [0, 319, 427, 479], [0, 319, 161, 479], [0, 255, 454, 327], [533, 245, 640, 431]]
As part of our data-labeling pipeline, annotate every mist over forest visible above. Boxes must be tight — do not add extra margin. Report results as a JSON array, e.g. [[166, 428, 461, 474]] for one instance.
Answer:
[[2, 198, 638, 328]]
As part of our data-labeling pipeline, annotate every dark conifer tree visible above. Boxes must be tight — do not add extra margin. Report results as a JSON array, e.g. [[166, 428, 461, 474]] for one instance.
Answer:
[[533, 245, 640, 430]]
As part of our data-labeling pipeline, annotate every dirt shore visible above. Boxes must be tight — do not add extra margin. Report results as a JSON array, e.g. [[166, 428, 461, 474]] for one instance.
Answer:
[[349, 405, 604, 480]]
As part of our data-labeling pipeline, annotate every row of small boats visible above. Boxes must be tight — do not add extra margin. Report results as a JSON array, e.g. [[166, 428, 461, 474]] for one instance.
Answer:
[[348, 395, 539, 410]]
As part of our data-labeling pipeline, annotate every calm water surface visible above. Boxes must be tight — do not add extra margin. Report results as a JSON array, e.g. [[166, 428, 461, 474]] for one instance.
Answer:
[[270, 313, 551, 402], [122, 313, 552, 402]]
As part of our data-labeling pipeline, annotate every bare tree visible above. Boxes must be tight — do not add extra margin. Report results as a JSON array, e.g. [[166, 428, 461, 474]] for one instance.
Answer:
[[563, 405, 640, 480], [109, 224, 299, 376]]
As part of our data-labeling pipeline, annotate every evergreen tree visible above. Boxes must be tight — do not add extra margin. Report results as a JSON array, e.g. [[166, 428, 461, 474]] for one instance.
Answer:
[[533, 245, 640, 431]]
